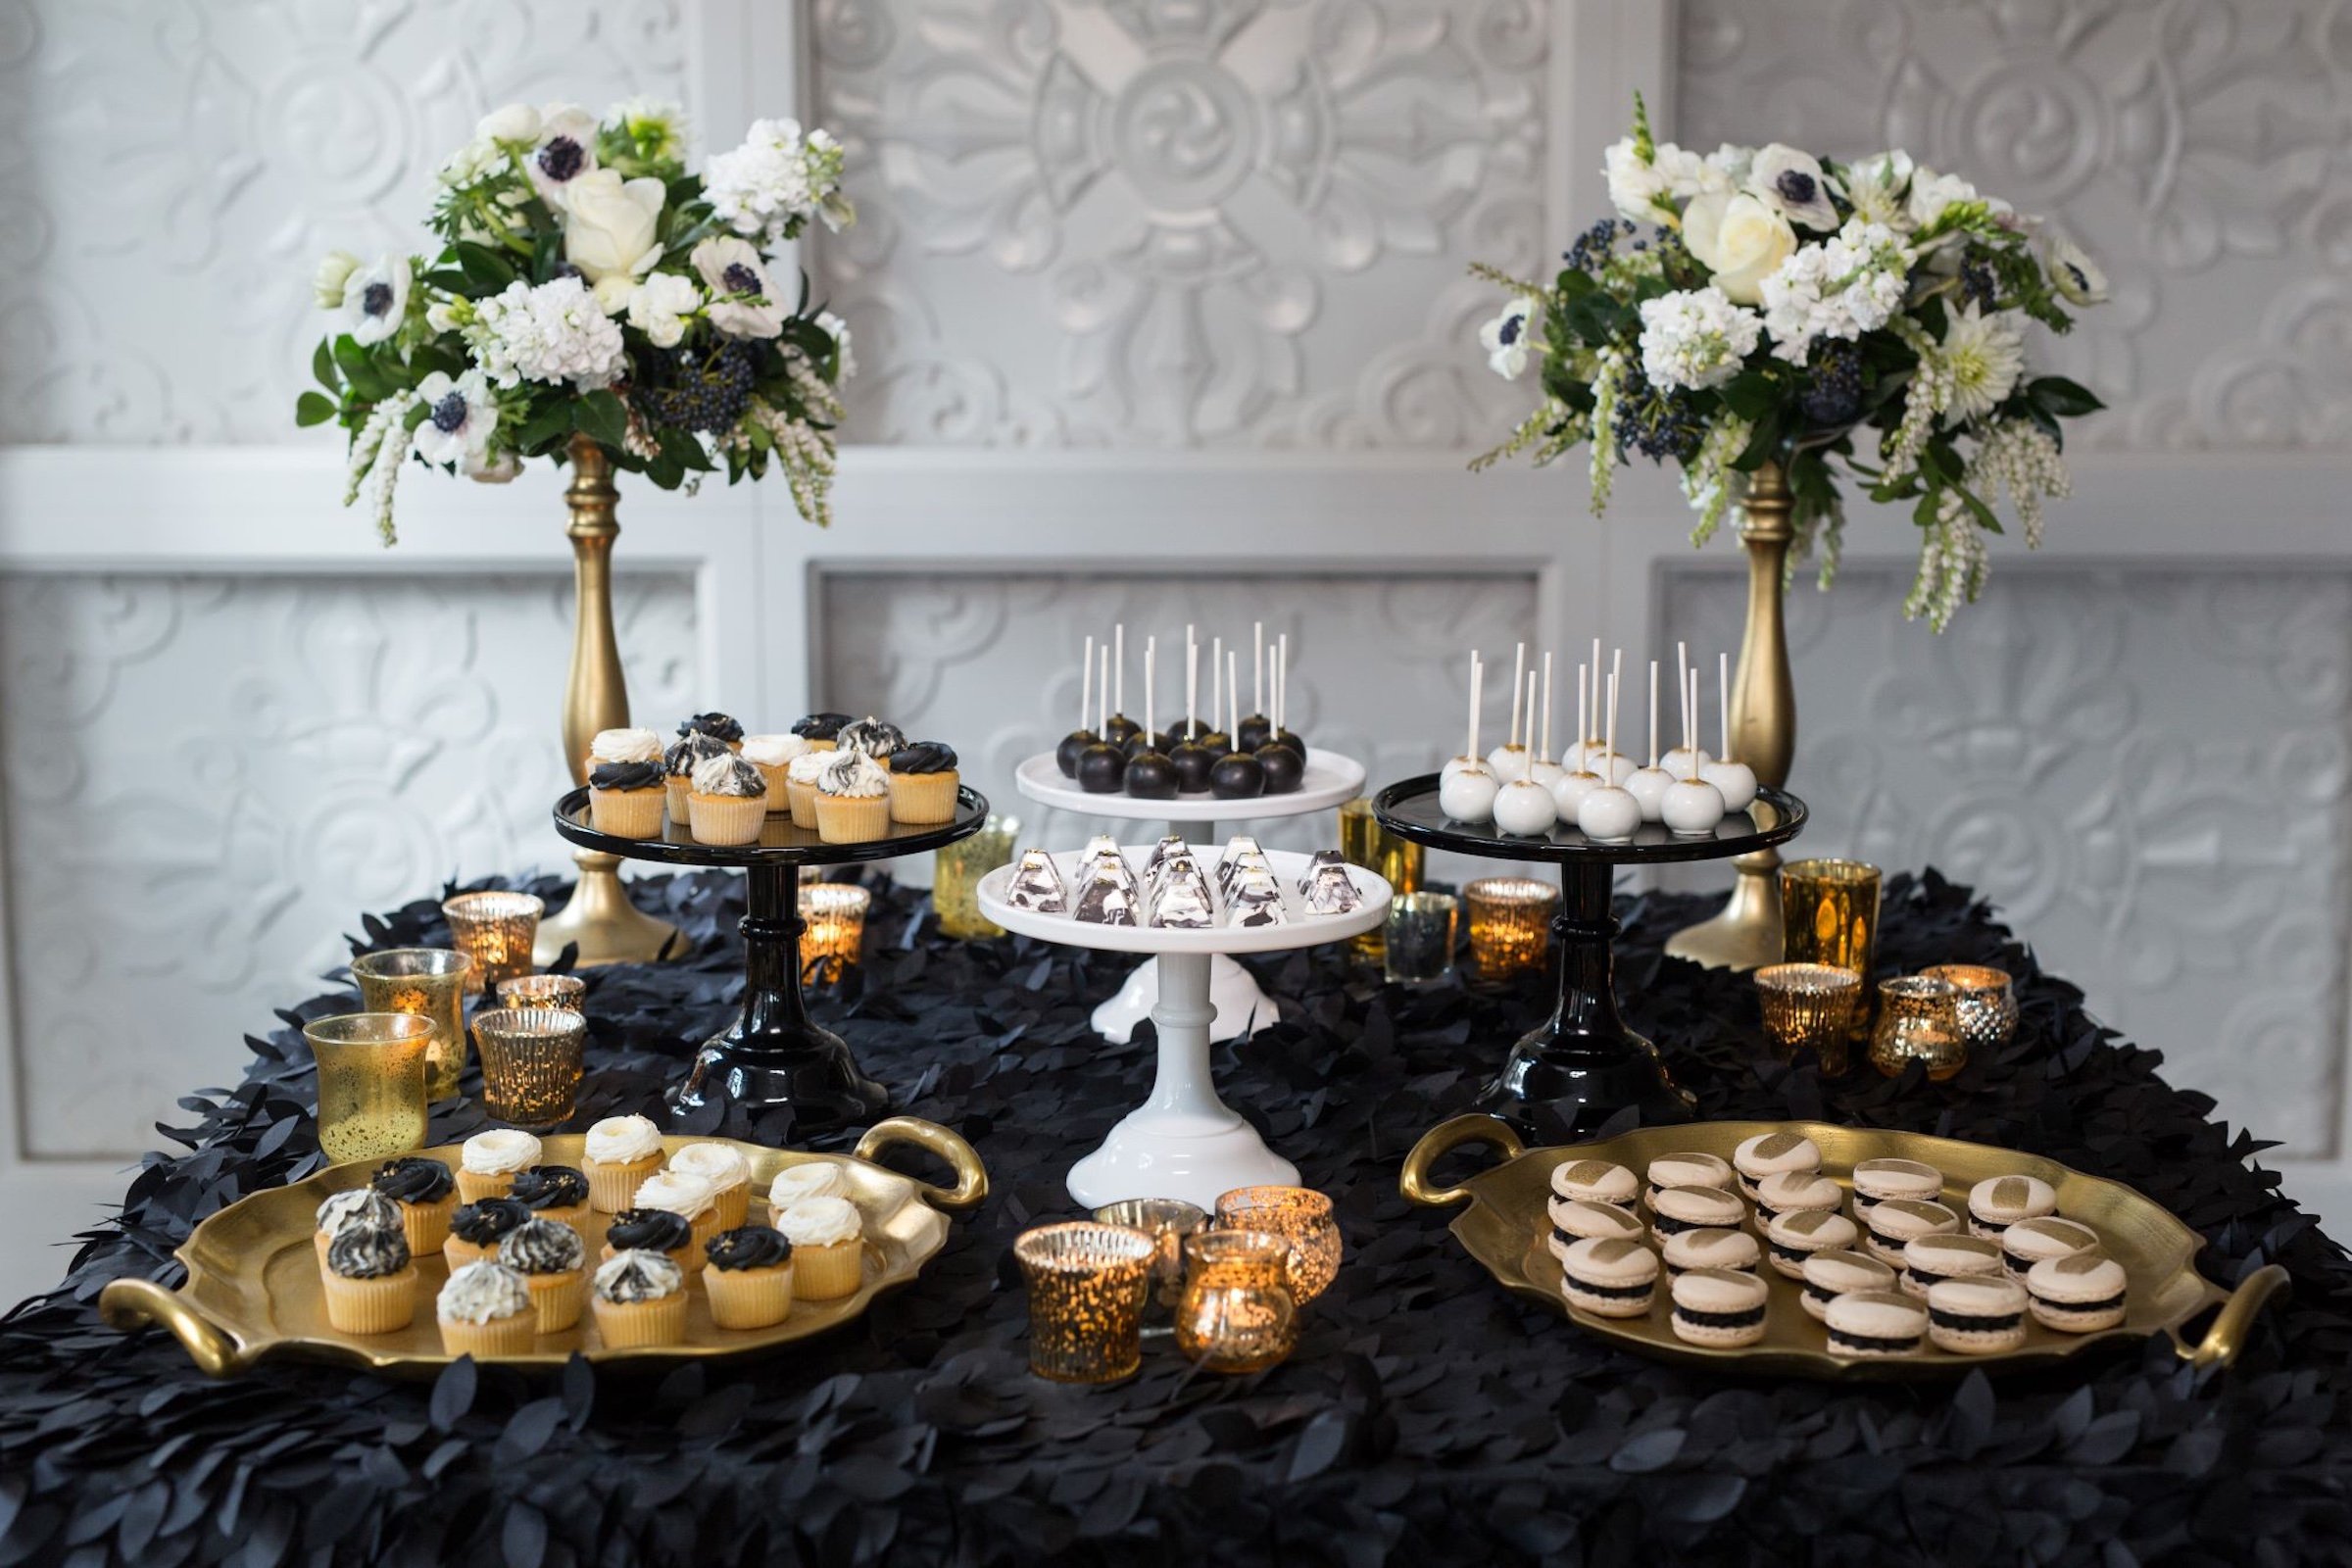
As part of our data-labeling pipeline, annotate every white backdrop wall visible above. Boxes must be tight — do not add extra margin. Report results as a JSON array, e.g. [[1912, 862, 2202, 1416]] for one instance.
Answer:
[[2, 1, 2350, 1285]]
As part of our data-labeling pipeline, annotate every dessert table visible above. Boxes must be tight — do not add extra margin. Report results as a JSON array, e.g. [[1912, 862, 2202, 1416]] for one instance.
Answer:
[[4, 868, 2349, 1566]]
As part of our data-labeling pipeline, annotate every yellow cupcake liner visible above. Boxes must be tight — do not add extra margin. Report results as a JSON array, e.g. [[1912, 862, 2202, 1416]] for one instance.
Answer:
[[592, 1292, 688, 1348], [663, 774, 693, 819], [687, 792, 767, 846], [438, 1307, 538, 1356], [321, 1266, 419, 1335], [710, 1184, 751, 1232], [706, 1263, 795, 1330], [455, 1169, 514, 1205], [590, 786, 665, 839], [521, 1268, 585, 1334], [814, 793, 891, 846], [443, 1235, 500, 1270], [752, 762, 790, 814], [786, 779, 822, 829], [793, 1238, 864, 1300], [398, 1196, 454, 1257], [888, 771, 959, 825], [585, 1154, 662, 1214]]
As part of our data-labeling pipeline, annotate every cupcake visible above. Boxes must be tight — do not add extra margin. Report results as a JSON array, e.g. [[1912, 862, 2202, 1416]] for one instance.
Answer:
[[1648, 1185, 1745, 1248], [1668, 1267, 1769, 1348], [740, 734, 808, 813], [813, 751, 892, 845], [601, 1207, 699, 1274], [591, 1250, 688, 1348], [1797, 1250, 1895, 1322], [784, 751, 832, 830], [1762, 1207, 1859, 1279], [586, 725, 662, 775], [1731, 1131, 1822, 1200], [775, 1196, 864, 1299], [669, 1143, 754, 1230], [1998, 1216, 2101, 1280], [766, 1160, 850, 1214], [315, 1188, 404, 1265], [1545, 1197, 1645, 1262], [705, 1225, 796, 1330], [663, 733, 728, 819], [1966, 1174, 2058, 1240], [1899, 1234, 2004, 1299], [510, 1165, 592, 1236], [587, 729, 666, 838], [1849, 1157, 1943, 1219], [2025, 1252, 2128, 1334], [1861, 1198, 1960, 1265], [884, 743, 960, 825], [791, 712, 851, 753], [444, 1198, 531, 1268], [436, 1260, 538, 1355], [321, 1223, 417, 1335], [457, 1129, 543, 1203], [1556, 1237, 1657, 1319], [1752, 1169, 1842, 1231], [634, 1169, 722, 1256], [679, 712, 746, 752], [1825, 1289, 1927, 1357], [1661, 1226, 1760, 1277], [370, 1157, 458, 1256], [837, 716, 906, 763], [582, 1114, 665, 1212], [498, 1217, 589, 1333], [1550, 1157, 1639, 1211], [1642, 1152, 1735, 1207], [1926, 1275, 2031, 1354], [687, 754, 770, 846]]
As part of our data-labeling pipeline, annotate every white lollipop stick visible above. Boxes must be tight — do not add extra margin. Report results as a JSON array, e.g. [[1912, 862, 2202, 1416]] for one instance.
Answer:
[[1605, 669, 1619, 768], [1646, 660, 1659, 767], [1525, 672, 1539, 756], [1253, 622, 1264, 714], [1230, 649, 1243, 737], [1540, 651, 1554, 757], [1080, 634, 1094, 730], [1467, 653, 1484, 759], [1509, 643, 1527, 747], [1186, 635, 1199, 741], [1609, 648, 1623, 769], [1688, 670, 1703, 781], [1211, 636, 1223, 731], [1144, 637, 1155, 739], [1718, 650, 1735, 763], [1574, 663, 1589, 769], [1114, 624, 1125, 720], [1100, 646, 1111, 735], [1278, 634, 1289, 732]]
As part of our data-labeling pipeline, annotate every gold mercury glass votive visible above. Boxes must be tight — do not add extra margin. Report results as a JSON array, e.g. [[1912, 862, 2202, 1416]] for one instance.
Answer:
[[1871, 975, 1968, 1081], [1921, 964, 2019, 1052], [1465, 876, 1559, 982], [1341, 798, 1423, 964], [472, 1006, 589, 1130], [1753, 962, 1863, 1074], [1215, 1186, 1342, 1306], [1093, 1198, 1209, 1327], [305, 1012, 434, 1164], [441, 891, 545, 995], [1175, 1229, 1298, 1374], [350, 949, 473, 1102], [934, 812, 1021, 941], [1014, 1222, 1158, 1384], [799, 883, 871, 983], [496, 973, 587, 1013]]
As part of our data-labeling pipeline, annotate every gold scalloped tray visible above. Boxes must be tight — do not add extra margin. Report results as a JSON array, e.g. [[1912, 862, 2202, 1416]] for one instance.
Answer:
[[99, 1117, 986, 1377], [1402, 1115, 2284, 1381]]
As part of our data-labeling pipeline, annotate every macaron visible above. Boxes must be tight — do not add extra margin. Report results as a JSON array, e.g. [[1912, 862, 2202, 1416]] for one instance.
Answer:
[[1732, 1131, 1823, 1198], [1967, 1173, 2058, 1239], [1825, 1290, 1927, 1357], [1643, 1152, 1735, 1206], [1668, 1266, 1769, 1348], [1546, 1196, 1647, 1261], [1764, 1208, 1860, 1279], [1849, 1157, 1943, 1216], [1799, 1250, 1895, 1321], [1862, 1198, 1960, 1265], [1999, 1216, 2102, 1280], [2026, 1251, 2128, 1333], [1899, 1234, 2004, 1298], [1551, 1157, 1640, 1210], [1753, 1169, 1842, 1229], [1662, 1226, 1760, 1277], [1649, 1185, 1746, 1245], [1558, 1237, 1660, 1319], [1927, 1275, 2031, 1354]]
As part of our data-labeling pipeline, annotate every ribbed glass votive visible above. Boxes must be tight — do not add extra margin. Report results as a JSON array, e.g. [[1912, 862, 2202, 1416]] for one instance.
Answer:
[[472, 1006, 588, 1130], [441, 891, 544, 994], [1214, 1186, 1340, 1305], [1175, 1229, 1298, 1373], [1465, 876, 1558, 982], [349, 948, 472, 1102], [1014, 1222, 1157, 1383], [496, 973, 586, 1013], [1871, 975, 1967, 1081], [1920, 964, 2018, 1051], [305, 1012, 433, 1163], [799, 883, 871, 983], [1753, 962, 1863, 1073], [934, 812, 1021, 940]]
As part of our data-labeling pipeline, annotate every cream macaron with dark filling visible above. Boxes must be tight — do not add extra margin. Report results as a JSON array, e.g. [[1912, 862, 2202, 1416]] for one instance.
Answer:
[[1648, 1185, 1746, 1247], [1764, 1207, 1860, 1279], [1545, 1196, 1646, 1262], [1825, 1290, 1927, 1357], [1967, 1173, 2058, 1240], [1753, 1169, 1842, 1231], [1999, 1215, 2101, 1280], [1662, 1226, 1760, 1277], [1668, 1266, 1769, 1348], [1551, 1157, 1640, 1211], [1558, 1237, 1660, 1319], [1642, 1152, 1735, 1208], [1899, 1233, 2003, 1299], [2026, 1251, 2128, 1333], [1862, 1198, 1960, 1265], [1848, 1157, 1943, 1219], [1798, 1250, 1895, 1322], [1927, 1275, 2031, 1354], [1731, 1131, 1822, 1200]]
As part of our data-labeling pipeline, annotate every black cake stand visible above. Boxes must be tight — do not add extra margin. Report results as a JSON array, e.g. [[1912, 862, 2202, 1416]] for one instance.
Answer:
[[553, 785, 989, 1128], [1373, 775, 1806, 1139]]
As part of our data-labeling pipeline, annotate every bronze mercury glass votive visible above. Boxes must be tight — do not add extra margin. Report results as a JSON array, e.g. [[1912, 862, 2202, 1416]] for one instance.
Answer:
[[1753, 962, 1863, 1074], [934, 812, 1021, 940], [305, 1012, 434, 1163], [798, 883, 872, 983], [1920, 963, 2019, 1051], [1174, 1229, 1298, 1374], [1214, 1186, 1341, 1305], [1871, 975, 1967, 1081], [1092, 1198, 1208, 1327], [349, 948, 473, 1102], [496, 973, 587, 1013], [472, 1006, 589, 1130], [440, 891, 545, 994], [1465, 876, 1559, 982], [1013, 1222, 1158, 1384]]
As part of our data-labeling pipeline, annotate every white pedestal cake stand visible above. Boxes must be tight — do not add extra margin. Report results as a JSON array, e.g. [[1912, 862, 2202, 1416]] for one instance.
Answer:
[[977, 844, 1388, 1208], [1011, 751, 1367, 1045]]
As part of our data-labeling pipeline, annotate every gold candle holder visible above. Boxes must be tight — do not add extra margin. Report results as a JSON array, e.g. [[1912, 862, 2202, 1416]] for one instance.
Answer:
[[349, 949, 472, 1102], [1871, 975, 1967, 1081], [305, 1012, 433, 1163], [1921, 964, 2018, 1052], [798, 883, 871, 983], [442, 891, 545, 995], [472, 1006, 589, 1130], [1341, 797, 1423, 964], [1214, 1186, 1341, 1305], [1753, 962, 1862, 1074], [496, 973, 587, 1013], [1174, 1229, 1298, 1374], [934, 812, 1021, 940], [1093, 1198, 1208, 1322], [1779, 858, 1883, 974], [1013, 1221, 1157, 1384], [1465, 876, 1558, 982]]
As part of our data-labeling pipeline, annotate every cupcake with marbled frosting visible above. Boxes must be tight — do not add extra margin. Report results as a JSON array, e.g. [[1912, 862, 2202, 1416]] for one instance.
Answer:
[[678, 712, 745, 751], [497, 1217, 588, 1333], [663, 732, 729, 819], [591, 1249, 687, 1348], [314, 1187, 404, 1265], [740, 734, 808, 813], [813, 751, 891, 845], [437, 1260, 537, 1355], [687, 753, 769, 846], [704, 1226, 795, 1330], [457, 1129, 542, 1203], [776, 1195, 864, 1299], [582, 1113, 664, 1213], [587, 728, 666, 837], [836, 716, 906, 765], [321, 1222, 416, 1336], [884, 742, 959, 825]]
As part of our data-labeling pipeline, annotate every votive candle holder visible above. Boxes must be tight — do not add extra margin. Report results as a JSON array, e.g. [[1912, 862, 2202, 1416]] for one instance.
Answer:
[[1092, 1197, 1208, 1327], [1920, 964, 2018, 1052], [1013, 1221, 1157, 1384], [1174, 1229, 1298, 1374], [306, 1012, 433, 1163], [350, 948, 472, 1102], [934, 812, 1021, 941], [1383, 892, 1459, 987], [1780, 858, 1883, 976], [1753, 962, 1863, 1074], [1465, 876, 1558, 982], [799, 883, 871, 983], [472, 1006, 588, 1130], [1870, 975, 1967, 1081], [441, 891, 544, 994], [1214, 1186, 1341, 1305], [1341, 797, 1423, 964], [496, 973, 587, 1013]]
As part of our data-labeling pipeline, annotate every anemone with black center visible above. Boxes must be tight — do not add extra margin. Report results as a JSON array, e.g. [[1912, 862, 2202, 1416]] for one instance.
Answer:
[[721, 262, 762, 296], [362, 282, 393, 318], [537, 136, 584, 182], [1777, 169, 1816, 206], [430, 392, 468, 433]]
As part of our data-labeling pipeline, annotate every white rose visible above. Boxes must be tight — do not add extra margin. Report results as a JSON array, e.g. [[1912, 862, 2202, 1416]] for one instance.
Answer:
[[313, 250, 360, 309], [627, 272, 701, 349], [1681, 192, 1797, 306], [477, 103, 542, 145], [564, 169, 668, 310], [691, 237, 785, 339]]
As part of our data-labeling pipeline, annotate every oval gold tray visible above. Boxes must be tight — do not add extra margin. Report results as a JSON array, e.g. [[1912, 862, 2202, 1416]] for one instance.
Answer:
[[1401, 1114, 2285, 1381], [98, 1117, 986, 1377]]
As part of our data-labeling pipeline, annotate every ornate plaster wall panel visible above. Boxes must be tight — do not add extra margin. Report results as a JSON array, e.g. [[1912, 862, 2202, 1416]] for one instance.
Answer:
[[809, 0, 1550, 447], [0, 0, 689, 444], [1679, 0, 2352, 449], [1657, 566, 2352, 1157], [0, 570, 698, 1158]]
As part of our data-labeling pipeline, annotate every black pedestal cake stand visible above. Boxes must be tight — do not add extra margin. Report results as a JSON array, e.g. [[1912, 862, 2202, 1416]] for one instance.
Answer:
[[1373, 775, 1806, 1139], [553, 785, 989, 1127]]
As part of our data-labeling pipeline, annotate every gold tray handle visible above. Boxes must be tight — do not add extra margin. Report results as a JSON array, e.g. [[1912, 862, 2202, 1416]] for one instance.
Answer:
[[98, 1276, 254, 1378], [1400, 1113, 1526, 1209], [2178, 1262, 2289, 1371], [855, 1116, 989, 1214]]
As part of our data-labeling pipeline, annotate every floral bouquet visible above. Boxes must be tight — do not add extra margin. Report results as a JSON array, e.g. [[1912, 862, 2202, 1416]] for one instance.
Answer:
[[299, 100, 856, 543], [1474, 99, 2108, 629]]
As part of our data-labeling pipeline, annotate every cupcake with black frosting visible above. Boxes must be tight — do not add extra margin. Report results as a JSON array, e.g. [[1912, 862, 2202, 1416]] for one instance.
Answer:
[[510, 1164, 591, 1235], [586, 728, 665, 837], [813, 751, 891, 845], [705, 1225, 796, 1329], [663, 732, 729, 819], [601, 1206, 698, 1274], [370, 1156, 458, 1255], [321, 1222, 416, 1336], [498, 1217, 589, 1333], [444, 1197, 531, 1268], [791, 712, 852, 752], [591, 1250, 687, 1348], [687, 753, 769, 846], [678, 712, 745, 751], [885, 742, 959, 825]]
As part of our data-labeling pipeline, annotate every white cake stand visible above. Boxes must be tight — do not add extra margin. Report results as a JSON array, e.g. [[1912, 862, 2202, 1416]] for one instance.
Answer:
[[977, 844, 1389, 1208], [1011, 751, 1367, 1044]]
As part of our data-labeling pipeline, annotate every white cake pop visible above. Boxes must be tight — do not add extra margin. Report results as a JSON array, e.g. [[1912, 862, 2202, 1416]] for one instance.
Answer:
[[1698, 650, 1759, 813], [1526, 656, 1564, 789], [1496, 669, 1563, 834], [1659, 640, 1714, 777], [1549, 660, 1604, 818], [1440, 651, 1483, 784], [1591, 649, 1637, 785], [1625, 658, 1675, 823], [1577, 670, 1642, 843], [1661, 666, 1726, 835], [1486, 642, 1530, 781], [1439, 653, 1499, 823], [1565, 636, 1606, 772]]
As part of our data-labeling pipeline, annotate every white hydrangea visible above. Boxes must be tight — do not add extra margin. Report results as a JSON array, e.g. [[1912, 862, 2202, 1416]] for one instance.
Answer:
[[1636, 286, 1762, 391], [1758, 220, 1912, 365], [466, 275, 626, 389], [704, 118, 850, 251]]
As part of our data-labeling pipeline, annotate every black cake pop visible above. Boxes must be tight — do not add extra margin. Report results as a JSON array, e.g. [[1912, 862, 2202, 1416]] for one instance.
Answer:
[[1101, 623, 1142, 747], [1254, 742, 1303, 795], [1055, 633, 1102, 778], [1077, 643, 1127, 793], [1208, 648, 1265, 800], [1122, 638, 1177, 799], [1167, 631, 1216, 792]]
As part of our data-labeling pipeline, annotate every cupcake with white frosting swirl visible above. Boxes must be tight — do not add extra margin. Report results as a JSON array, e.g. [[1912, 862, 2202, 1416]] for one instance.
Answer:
[[669, 1142, 754, 1230], [436, 1260, 537, 1355], [457, 1129, 543, 1202], [775, 1195, 864, 1300], [582, 1113, 665, 1213], [739, 734, 808, 813], [687, 753, 770, 846], [587, 728, 666, 838]]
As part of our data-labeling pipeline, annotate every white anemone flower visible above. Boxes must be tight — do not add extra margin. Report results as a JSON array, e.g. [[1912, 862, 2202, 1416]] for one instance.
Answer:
[[412, 369, 498, 466], [1749, 144, 1840, 231], [341, 255, 411, 345], [2047, 235, 2110, 306], [527, 103, 602, 209], [1479, 298, 1534, 379], [692, 238, 786, 340]]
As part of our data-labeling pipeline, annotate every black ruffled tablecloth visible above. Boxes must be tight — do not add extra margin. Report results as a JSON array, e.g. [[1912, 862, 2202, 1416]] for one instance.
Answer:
[[4, 868, 2351, 1568]]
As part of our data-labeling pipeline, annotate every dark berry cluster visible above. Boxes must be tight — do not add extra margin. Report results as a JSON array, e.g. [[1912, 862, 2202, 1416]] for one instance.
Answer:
[[634, 341, 757, 432], [1800, 338, 1864, 428], [1612, 359, 1704, 463], [1564, 218, 1638, 274], [1959, 257, 1998, 311]]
